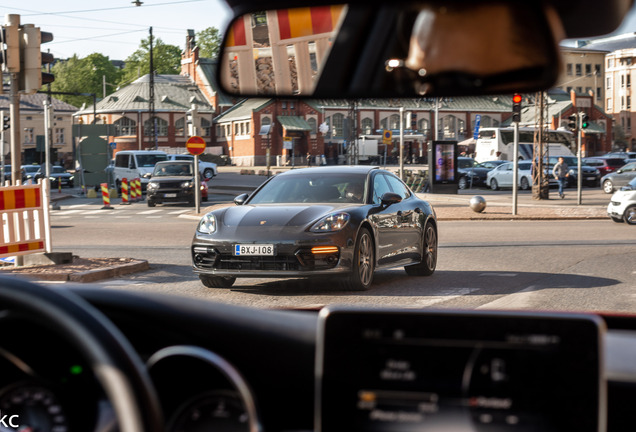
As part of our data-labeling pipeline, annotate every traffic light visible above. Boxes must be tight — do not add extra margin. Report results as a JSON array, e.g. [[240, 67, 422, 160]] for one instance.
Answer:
[[567, 114, 577, 131], [512, 94, 522, 122], [19, 24, 54, 94], [581, 114, 589, 129], [0, 18, 20, 73], [1, 113, 9, 131]]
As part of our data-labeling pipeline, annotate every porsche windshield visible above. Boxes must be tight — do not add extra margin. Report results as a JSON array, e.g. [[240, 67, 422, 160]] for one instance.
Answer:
[[247, 173, 366, 204]]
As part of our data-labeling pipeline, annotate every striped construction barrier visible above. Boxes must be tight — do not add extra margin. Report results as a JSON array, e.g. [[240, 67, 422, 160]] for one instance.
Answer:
[[120, 178, 130, 205], [135, 178, 142, 201], [0, 183, 48, 259], [100, 183, 113, 209], [130, 178, 138, 202]]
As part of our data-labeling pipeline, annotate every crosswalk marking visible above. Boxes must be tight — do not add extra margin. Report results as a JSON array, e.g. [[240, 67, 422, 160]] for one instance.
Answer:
[[50, 205, 196, 219]]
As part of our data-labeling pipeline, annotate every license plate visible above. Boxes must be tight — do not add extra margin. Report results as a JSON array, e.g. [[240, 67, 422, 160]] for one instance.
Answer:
[[234, 244, 275, 256], [164, 193, 177, 198], [585, 177, 595, 180]]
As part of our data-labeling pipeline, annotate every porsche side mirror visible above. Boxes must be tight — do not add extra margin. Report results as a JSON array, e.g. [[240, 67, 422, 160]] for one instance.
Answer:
[[381, 192, 402, 206], [234, 193, 249, 205]]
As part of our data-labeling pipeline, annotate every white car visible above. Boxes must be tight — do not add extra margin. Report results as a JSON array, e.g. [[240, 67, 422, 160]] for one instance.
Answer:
[[607, 176, 636, 224], [486, 160, 534, 190], [167, 154, 217, 179]]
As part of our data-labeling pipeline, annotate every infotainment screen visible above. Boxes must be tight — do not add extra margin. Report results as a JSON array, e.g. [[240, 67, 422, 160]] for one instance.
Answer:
[[316, 308, 604, 432]]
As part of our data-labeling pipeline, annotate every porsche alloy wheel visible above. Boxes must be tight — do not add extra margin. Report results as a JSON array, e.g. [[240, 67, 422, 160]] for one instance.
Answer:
[[343, 227, 374, 291], [199, 275, 236, 288], [405, 221, 437, 276], [625, 205, 636, 225]]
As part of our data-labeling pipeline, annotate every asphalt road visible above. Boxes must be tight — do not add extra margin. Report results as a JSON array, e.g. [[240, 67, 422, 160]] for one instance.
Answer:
[[47, 198, 636, 312]]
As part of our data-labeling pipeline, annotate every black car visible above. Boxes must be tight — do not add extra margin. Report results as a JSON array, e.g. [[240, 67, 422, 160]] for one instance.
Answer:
[[146, 161, 208, 207], [192, 166, 437, 290], [547, 156, 601, 187], [457, 157, 494, 189], [47, 166, 74, 188]]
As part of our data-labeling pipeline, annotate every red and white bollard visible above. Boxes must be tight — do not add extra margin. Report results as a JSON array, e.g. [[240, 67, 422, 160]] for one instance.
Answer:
[[100, 183, 113, 209], [120, 178, 130, 205]]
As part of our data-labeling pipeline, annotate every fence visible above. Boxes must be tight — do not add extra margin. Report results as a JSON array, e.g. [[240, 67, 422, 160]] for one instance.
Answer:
[[0, 182, 51, 259]]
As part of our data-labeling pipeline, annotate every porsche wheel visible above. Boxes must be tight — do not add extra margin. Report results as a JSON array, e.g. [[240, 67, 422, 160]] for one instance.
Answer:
[[199, 275, 236, 288], [405, 221, 437, 276], [343, 227, 374, 291]]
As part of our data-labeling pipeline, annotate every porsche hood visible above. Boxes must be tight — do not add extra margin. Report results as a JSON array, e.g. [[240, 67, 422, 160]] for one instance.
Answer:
[[219, 204, 348, 228]]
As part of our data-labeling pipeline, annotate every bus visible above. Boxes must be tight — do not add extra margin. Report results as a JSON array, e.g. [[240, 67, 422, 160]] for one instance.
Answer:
[[474, 127, 575, 163]]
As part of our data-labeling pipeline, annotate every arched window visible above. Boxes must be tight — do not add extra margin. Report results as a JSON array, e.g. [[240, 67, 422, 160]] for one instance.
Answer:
[[174, 117, 185, 136], [262, 116, 271, 126], [380, 118, 388, 130], [441, 115, 457, 139], [114, 117, 137, 136], [144, 117, 168, 136], [307, 117, 317, 134], [418, 118, 430, 137], [332, 113, 344, 137], [361, 118, 373, 135], [389, 114, 400, 129]]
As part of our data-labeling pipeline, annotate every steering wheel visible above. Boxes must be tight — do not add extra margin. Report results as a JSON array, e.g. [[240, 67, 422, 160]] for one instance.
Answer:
[[0, 276, 164, 432]]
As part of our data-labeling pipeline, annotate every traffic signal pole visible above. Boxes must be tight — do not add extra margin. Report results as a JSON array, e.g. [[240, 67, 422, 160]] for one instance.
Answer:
[[577, 114, 583, 205]]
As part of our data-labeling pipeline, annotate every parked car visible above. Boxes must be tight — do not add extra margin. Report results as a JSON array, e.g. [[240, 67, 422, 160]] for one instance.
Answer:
[[47, 166, 74, 188], [146, 161, 208, 207], [20, 164, 41, 183], [607, 176, 636, 224], [486, 160, 534, 190], [546, 156, 600, 187], [601, 161, 636, 193], [167, 154, 218, 179], [457, 157, 492, 189], [192, 166, 437, 290], [583, 156, 626, 177], [603, 151, 636, 163], [113, 150, 168, 191]]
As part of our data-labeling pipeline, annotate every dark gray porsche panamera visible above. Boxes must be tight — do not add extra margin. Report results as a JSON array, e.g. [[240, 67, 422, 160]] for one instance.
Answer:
[[191, 166, 437, 290]]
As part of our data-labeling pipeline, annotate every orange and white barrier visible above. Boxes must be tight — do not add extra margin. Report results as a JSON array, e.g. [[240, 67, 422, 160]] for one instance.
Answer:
[[100, 183, 112, 209], [120, 178, 129, 205], [0, 183, 50, 258]]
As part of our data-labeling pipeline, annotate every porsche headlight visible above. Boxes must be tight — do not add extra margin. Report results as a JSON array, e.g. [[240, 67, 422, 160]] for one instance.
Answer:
[[197, 213, 217, 234], [310, 212, 350, 232]]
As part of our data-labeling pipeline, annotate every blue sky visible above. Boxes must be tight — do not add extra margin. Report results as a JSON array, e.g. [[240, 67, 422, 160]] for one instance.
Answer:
[[3, 1, 636, 61], [1, 0, 232, 60]]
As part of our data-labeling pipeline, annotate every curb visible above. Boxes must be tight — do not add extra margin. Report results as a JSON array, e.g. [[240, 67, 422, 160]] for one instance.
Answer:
[[1, 259, 150, 283]]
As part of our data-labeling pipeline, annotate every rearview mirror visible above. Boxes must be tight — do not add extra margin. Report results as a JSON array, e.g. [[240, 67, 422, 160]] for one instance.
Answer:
[[218, 1, 565, 98]]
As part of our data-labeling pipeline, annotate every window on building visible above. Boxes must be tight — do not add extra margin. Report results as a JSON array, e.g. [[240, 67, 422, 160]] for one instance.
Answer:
[[26, 116, 32, 121], [389, 114, 400, 129], [114, 117, 137, 136], [361, 118, 373, 134], [628, 96, 632, 110], [567, 86, 573, 93], [245, 121, 250, 135], [289, 101, 294, 109], [629, 75, 632, 87], [54, 128, 65, 144], [566, 64, 573, 76], [306, 117, 317, 134], [622, 75, 625, 87], [441, 115, 457, 139], [240, 123, 245, 135], [622, 96, 625, 109], [608, 58, 614, 68], [281, 101, 287, 109], [595, 64, 601, 74], [575, 64, 582, 76], [576, 87, 582, 93], [380, 118, 387, 130], [597, 88, 601, 100], [332, 113, 344, 137], [201, 118, 211, 136], [24, 128, 34, 144], [585, 64, 591, 75], [607, 98, 612, 111], [174, 117, 186, 136], [418, 119, 430, 137], [607, 77, 612, 89], [629, 118, 632, 130], [585, 87, 592, 95], [143, 117, 168, 136]]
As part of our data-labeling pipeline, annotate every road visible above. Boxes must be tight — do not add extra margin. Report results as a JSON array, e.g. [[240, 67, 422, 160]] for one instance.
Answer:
[[47, 194, 636, 312]]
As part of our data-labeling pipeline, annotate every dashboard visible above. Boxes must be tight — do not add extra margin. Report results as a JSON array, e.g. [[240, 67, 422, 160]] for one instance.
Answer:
[[1, 282, 636, 432]]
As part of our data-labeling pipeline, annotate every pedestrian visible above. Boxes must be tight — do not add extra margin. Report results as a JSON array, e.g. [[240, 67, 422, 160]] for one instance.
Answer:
[[306, 152, 312, 167], [552, 156, 569, 199]]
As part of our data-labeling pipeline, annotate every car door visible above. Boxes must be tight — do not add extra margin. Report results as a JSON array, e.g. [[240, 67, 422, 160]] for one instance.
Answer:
[[613, 162, 636, 187], [498, 163, 514, 187]]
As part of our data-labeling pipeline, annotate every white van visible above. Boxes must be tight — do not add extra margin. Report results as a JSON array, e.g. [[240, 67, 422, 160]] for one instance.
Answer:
[[113, 150, 168, 190], [475, 127, 575, 163]]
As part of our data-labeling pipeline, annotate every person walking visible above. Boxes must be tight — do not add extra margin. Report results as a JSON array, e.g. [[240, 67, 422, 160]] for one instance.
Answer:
[[553, 156, 569, 199]]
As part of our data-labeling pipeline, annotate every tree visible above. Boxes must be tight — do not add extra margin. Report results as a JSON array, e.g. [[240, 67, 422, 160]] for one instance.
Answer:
[[118, 36, 182, 86], [196, 27, 222, 59], [50, 53, 122, 108]]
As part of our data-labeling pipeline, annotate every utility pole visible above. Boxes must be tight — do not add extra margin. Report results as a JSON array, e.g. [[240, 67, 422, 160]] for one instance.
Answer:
[[149, 26, 156, 149]]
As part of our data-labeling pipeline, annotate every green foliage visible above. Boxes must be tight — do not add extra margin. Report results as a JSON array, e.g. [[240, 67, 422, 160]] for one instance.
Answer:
[[50, 53, 122, 108], [118, 36, 182, 86], [196, 27, 222, 59]]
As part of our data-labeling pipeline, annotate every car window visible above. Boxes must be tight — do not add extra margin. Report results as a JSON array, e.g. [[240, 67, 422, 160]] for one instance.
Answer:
[[623, 163, 636, 172], [518, 162, 531, 170], [137, 154, 167, 167], [384, 174, 411, 199], [115, 154, 129, 168], [371, 173, 392, 205]]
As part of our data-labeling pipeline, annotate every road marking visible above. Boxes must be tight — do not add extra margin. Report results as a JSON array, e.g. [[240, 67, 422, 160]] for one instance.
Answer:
[[146, 216, 163, 218], [115, 216, 133, 219], [82, 210, 113, 215], [477, 285, 539, 310], [168, 209, 191, 214], [479, 273, 518, 277], [403, 288, 479, 307], [53, 209, 84, 215], [139, 210, 163, 214]]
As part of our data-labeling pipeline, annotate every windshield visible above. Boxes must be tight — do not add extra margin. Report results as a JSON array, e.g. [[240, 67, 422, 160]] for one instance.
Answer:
[[247, 173, 365, 204], [137, 154, 168, 167], [152, 162, 193, 177]]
